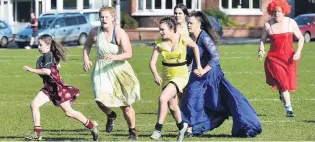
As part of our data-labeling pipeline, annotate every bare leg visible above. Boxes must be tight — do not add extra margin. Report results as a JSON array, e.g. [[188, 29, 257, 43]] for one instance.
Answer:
[[30, 91, 50, 127], [168, 95, 182, 123], [157, 83, 178, 124], [96, 101, 112, 115], [59, 100, 88, 124], [281, 90, 291, 105], [30, 37, 35, 46], [120, 105, 136, 129]]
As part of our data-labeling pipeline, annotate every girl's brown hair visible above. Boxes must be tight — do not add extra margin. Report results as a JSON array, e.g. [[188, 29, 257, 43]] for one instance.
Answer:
[[188, 11, 220, 45], [38, 34, 67, 63]]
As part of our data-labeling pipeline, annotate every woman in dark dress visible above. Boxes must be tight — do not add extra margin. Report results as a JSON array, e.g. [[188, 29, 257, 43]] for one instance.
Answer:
[[181, 11, 262, 137]]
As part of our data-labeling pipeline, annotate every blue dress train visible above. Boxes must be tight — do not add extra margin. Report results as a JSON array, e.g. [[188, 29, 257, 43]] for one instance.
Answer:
[[181, 30, 262, 137]]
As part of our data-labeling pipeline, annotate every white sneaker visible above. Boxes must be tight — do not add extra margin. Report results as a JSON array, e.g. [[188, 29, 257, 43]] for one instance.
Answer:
[[150, 130, 162, 140], [25, 46, 31, 49], [177, 123, 188, 142]]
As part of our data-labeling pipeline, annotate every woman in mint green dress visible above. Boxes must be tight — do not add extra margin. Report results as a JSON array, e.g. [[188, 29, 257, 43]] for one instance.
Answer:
[[83, 6, 140, 140]]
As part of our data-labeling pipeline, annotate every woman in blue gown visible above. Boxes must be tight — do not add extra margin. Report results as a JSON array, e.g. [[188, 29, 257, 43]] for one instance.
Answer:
[[181, 11, 262, 137]]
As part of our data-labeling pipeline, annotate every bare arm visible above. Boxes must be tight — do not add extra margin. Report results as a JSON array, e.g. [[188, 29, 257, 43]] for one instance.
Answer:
[[83, 27, 97, 72], [83, 27, 97, 61], [112, 28, 132, 60], [186, 38, 202, 69], [31, 19, 38, 27], [149, 45, 162, 85], [259, 23, 269, 52], [149, 46, 160, 77], [25, 67, 51, 75], [292, 19, 304, 54]]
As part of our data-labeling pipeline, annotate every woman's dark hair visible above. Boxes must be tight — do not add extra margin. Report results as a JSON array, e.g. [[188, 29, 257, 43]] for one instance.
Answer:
[[38, 34, 67, 63], [160, 17, 177, 33], [174, 3, 189, 16], [189, 11, 220, 45]]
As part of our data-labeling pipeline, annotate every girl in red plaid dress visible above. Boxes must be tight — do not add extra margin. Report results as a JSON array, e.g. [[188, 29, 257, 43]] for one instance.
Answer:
[[23, 34, 99, 141]]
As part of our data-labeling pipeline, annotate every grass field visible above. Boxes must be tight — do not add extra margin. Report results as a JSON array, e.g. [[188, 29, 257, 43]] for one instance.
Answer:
[[0, 42, 314, 141]]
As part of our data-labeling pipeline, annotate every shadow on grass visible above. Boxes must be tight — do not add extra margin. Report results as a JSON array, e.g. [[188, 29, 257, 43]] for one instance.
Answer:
[[137, 112, 157, 115], [43, 137, 89, 141], [303, 120, 315, 123], [195, 134, 233, 138], [43, 129, 87, 132], [0, 136, 25, 139], [257, 114, 267, 117]]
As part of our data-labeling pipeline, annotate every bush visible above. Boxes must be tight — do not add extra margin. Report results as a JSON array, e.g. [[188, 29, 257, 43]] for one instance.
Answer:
[[121, 12, 138, 29], [203, 8, 248, 27]]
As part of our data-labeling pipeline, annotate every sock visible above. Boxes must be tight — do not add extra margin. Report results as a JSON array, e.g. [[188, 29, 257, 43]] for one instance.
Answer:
[[155, 123, 163, 131], [34, 126, 41, 135], [176, 121, 184, 130], [285, 104, 293, 112], [107, 111, 117, 119], [85, 120, 94, 129]]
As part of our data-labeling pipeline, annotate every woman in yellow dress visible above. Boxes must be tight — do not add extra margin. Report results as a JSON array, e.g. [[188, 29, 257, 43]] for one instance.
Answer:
[[149, 17, 203, 141], [83, 6, 140, 140]]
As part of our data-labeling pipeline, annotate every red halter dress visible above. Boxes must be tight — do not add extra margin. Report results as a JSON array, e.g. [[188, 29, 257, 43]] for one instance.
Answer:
[[264, 20, 297, 92]]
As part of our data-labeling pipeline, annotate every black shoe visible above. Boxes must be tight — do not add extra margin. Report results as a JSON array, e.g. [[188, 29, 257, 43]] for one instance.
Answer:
[[128, 129, 139, 140], [286, 111, 294, 117], [105, 116, 116, 133]]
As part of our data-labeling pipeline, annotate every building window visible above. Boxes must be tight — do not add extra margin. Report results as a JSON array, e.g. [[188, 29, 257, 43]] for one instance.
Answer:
[[84, 0, 90, 9], [134, 0, 201, 16], [64, 0, 76, 9], [220, 0, 262, 15], [51, 0, 56, 9]]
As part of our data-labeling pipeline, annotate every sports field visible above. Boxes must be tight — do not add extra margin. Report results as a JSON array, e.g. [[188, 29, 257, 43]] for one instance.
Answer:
[[0, 42, 314, 141]]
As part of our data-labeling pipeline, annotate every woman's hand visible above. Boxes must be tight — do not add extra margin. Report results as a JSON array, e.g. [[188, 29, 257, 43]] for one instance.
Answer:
[[293, 51, 301, 60], [83, 59, 93, 72], [104, 54, 117, 61], [154, 74, 162, 86], [258, 50, 265, 61], [194, 66, 205, 77], [23, 65, 33, 72]]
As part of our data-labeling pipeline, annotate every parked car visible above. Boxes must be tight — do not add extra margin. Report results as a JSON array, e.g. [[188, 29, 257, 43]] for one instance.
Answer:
[[294, 13, 315, 42], [0, 20, 14, 48], [208, 16, 223, 37], [40, 9, 100, 27], [15, 14, 91, 48]]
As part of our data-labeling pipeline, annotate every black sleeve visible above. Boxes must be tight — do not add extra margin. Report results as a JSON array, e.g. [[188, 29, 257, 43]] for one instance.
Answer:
[[42, 52, 53, 69]]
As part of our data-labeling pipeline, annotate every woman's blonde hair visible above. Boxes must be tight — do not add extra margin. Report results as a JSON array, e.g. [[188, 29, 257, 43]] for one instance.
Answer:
[[99, 6, 116, 18]]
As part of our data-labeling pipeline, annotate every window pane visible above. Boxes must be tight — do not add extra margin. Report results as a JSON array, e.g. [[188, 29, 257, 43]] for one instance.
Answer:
[[241, 0, 249, 8], [146, 0, 152, 9], [84, 0, 90, 9], [64, 0, 76, 9], [155, 0, 161, 9], [166, 0, 172, 9], [222, 0, 228, 8], [177, 0, 183, 5], [186, 0, 192, 9], [138, 0, 143, 10], [232, 0, 240, 8], [253, 0, 260, 8]]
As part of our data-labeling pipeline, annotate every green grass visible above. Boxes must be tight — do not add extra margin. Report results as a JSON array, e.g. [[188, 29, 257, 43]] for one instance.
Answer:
[[0, 42, 315, 141]]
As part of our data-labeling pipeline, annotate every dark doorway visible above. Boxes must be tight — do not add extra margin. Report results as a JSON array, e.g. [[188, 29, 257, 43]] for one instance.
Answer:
[[295, 0, 315, 17], [16, 1, 33, 22]]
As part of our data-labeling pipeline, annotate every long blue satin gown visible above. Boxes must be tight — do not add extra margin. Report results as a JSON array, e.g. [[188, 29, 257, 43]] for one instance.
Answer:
[[181, 30, 262, 137]]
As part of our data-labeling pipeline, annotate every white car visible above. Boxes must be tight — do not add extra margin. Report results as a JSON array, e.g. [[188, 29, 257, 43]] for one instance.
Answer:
[[40, 9, 100, 27]]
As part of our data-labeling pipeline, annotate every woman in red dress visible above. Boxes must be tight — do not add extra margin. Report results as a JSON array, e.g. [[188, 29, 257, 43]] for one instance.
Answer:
[[23, 34, 99, 141], [258, 0, 304, 117]]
